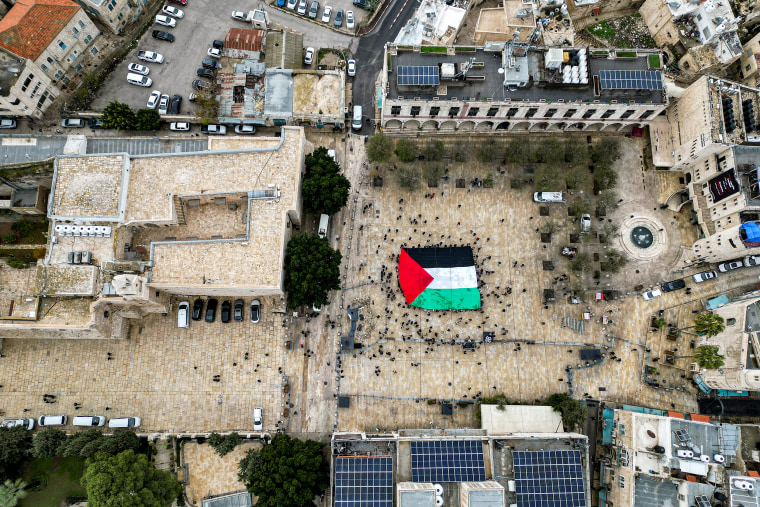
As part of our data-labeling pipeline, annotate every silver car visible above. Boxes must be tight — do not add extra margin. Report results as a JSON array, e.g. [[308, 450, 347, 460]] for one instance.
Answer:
[[1, 418, 34, 430], [693, 270, 717, 283]]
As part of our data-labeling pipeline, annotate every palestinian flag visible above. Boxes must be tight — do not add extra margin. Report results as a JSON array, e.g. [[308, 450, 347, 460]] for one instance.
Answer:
[[399, 247, 481, 310]]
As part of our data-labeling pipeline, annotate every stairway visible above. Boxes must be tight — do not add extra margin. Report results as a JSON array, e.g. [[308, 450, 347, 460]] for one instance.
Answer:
[[173, 195, 187, 226], [562, 317, 585, 334], [694, 193, 716, 236]]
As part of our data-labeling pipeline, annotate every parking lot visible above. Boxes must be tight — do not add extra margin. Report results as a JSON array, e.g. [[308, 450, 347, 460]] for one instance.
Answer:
[[274, 0, 369, 34]]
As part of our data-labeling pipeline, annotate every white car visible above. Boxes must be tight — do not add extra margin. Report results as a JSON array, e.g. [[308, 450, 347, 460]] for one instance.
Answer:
[[231, 10, 249, 21], [0, 119, 17, 129], [207, 48, 221, 59], [158, 94, 169, 115], [533, 191, 564, 203], [162, 5, 184, 17], [155, 14, 177, 27], [321, 5, 332, 22], [297, 0, 307, 14], [146, 89, 161, 109], [127, 63, 149, 75], [346, 10, 354, 29], [177, 301, 189, 328], [718, 260, 743, 272], [1, 418, 34, 430], [580, 213, 591, 232], [253, 407, 263, 431], [745, 255, 760, 267], [347, 59, 356, 76], [693, 270, 718, 283], [138, 51, 164, 63], [641, 288, 662, 301], [170, 122, 191, 131], [287, 0, 297, 8], [304, 47, 314, 65], [235, 125, 256, 134]]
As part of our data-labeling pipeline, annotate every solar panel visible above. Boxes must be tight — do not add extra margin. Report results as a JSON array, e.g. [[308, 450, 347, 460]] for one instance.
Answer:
[[397, 66, 440, 86], [513, 450, 586, 507], [694, 495, 710, 507], [334, 456, 393, 507], [411, 440, 486, 482], [599, 70, 663, 90]]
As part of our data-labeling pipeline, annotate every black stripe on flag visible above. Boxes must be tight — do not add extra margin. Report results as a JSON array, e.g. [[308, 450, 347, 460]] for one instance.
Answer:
[[402, 247, 475, 269]]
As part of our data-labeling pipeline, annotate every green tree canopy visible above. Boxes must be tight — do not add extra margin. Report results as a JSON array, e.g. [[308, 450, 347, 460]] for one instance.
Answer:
[[564, 138, 589, 166], [396, 166, 421, 191], [0, 478, 27, 507], [505, 138, 533, 164], [591, 138, 620, 190], [32, 427, 66, 458], [58, 428, 139, 458], [237, 434, 329, 507], [135, 109, 161, 131], [423, 140, 446, 162], [81, 449, 181, 507], [366, 132, 394, 163], [101, 101, 136, 131], [547, 393, 587, 431], [694, 312, 726, 337], [534, 138, 564, 166], [284, 233, 342, 308], [302, 147, 351, 216], [395, 139, 418, 162], [0, 427, 32, 482], [208, 432, 242, 457], [694, 345, 725, 369]]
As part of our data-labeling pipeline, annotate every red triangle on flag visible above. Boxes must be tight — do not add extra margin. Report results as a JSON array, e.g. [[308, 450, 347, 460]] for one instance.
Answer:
[[399, 249, 434, 304]]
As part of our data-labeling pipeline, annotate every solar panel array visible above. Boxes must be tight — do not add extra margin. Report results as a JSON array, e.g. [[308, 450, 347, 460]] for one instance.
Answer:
[[334, 456, 393, 507], [397, 66, 440, 86], [411, 440, 486, 482], [513, 450, 586, 507], [599, 70, 663, 90]]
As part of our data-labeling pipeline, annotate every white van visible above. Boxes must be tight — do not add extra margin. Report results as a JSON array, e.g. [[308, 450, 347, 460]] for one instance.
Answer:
[[533, 191, 565, 203], [108, 416, 141, 428], [73, 415, 105, 427], [127, 73, 153, 87], [318, 214, 329, 239], [38, 415, 67, 426], [253, 407, 263, 430], [177, 301, 189, 328], [352, 105, 362, 131], [327, 149, 336, 160]]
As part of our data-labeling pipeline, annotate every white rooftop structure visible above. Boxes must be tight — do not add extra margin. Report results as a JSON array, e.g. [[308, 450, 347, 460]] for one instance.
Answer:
[[395, 0, 466, 46]]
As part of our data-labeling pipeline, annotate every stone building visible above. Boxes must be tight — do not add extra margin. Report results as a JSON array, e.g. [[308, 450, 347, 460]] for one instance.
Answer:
[[0, 0, 101, 92], [0, 128, 306, 340], [380, 43, 667, 134], [71, 0, 147, 35], [566, 0, 645, 20], [473, 0, 538, 45], [0, 46, 58, 119], [738, 32, 760, 88]]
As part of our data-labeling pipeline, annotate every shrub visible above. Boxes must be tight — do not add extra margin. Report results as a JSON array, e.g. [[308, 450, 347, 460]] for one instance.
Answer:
[[396, 166, 421, 190], [2, 234, 17, 244], [395, 139, 418, 162]]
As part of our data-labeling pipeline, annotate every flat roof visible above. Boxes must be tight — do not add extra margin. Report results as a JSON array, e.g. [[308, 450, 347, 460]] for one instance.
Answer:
[[480, 405, 563, 434], [51, 155, 127, 220], [292, 72, 343, 116]]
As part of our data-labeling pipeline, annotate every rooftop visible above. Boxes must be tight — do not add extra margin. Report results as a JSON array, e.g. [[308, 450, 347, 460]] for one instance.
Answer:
[[0, 0, 80, 60], [292, 72, 343, 116], [50, 155, 127, 220], [394, 0, 466, 46], [0, 47, 24, 98]]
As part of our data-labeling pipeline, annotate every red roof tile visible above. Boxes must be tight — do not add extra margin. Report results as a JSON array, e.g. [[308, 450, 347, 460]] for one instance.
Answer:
[[225, 28, 264, 52], [0, 0, 80, 61]]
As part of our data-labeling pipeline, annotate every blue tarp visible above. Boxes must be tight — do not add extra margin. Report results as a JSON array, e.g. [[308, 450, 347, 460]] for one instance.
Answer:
[[741, 222, 760, 242], [694, 375, 712, 394], [706, 294, 730, 310]]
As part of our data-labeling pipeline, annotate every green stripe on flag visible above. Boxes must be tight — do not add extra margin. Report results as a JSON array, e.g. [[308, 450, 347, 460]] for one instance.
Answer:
[[411, 288, 481, 310]]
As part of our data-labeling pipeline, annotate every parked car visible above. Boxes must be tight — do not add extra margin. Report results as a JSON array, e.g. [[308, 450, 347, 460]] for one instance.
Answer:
[[205, 298, 218, 322], [580, 214, 591, 232], [138, 50, 164, 63], [152, 30, 175, 42], [661, 278, 686, 292], [0, 119, 17, 129], [1, 418, 34, 430], [192, 299, 204, 320], [61, 118, 85, 128], [127, 73, 152, 87], [347, 59, 356, 76], [346, 10, 354, 29], [321, 5, 332, 22], [207, 48, 221, 58], [202, 58, 221, 70], [745, 255, 760, 267], [170, 122, 190, 131], [158, 94, 169, 115], [231, 10, 249, 21], [234, 125, 256, 134], [233, 299, 244, 321], [201, 124, 226, 135], [308, 0, 319, 18], [155, 14, 177, 27], [693, 270, 718, 283], [250, 299, 260, 323], [177, 301, 189, 328], [87, 118, 103, 128], [162, 5, 184, 17], [196, 68, 215, 79], [297, 0, 307, 14], [253, 407, 263, 431], [127, 63, 149, 75], [168, 0, 186, 6], [533, 191, 564, 203], [192, 79, 212, 91], [212, 39, 225, 50], [38, 415, 67, 426], [147, 89, 161, 109], [189, 92, 198, 102], [221, 300, 231, 323], [642, 288, 662, 301], [277, 0, 285, 6], [718, 259, 744, 272], [108, 417, 140, 428], [286, 0, 297, 8], [170, 94, 182, 114], [334, 8, 343, 26], [73, 416, 106, 427], [304, 47, 315, 65]]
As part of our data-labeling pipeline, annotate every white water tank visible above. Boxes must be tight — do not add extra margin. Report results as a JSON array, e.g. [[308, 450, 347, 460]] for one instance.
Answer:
[[436, 495, 444, 506], [434, 484, 444, 496], [714, 454, 725, 463]]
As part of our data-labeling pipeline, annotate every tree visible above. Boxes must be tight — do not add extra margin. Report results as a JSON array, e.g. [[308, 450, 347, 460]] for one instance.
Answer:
[[237, 434, 329, 507], [135, 109, 161, 131], [591, 138, 621, 168], [98, 430, 140, 456], [59, 429, 139, 458], [596, 190, 619, 215], [694, 345, 725, 369], [477, 143, 500, 163], [101, 101, 136, 131], [395, 139, 418, 162], [32, 427, 66, 458], [600, 250, 628, 273], [534, 139, 564, 166], [302, 147, 351, 216], [366, 132, 394, 163], [396, 166, 421, 191], [594, 163, 618, 191], [565, 167, 591, 189], [81, 449, 181, 507], [0, 479, 27, 507], [452, 140, 472, 162], [422, 165, 443, 186], [423, 140, 445, 161], [505, 138, 533, 164], [564, 138, 589, 166], [194, 87, 219, 124], [0, 427, 32, 482], [547, 393, 587, 431], [568, 252, 591, 273], [535, 164, 562, 191], [208, 432, 242, 457], [284, 234, 342, 308], [694, 313, 726, 337]]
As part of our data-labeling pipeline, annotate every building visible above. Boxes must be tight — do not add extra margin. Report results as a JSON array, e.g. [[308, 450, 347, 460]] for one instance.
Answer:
[[332, 429, 589, 507], [738, 32, 760, 87], [567, 0, 645, 21], [0, 128, 306, 340], [395, 0, 466, 46], [72, 0, 147, 34], [0, 0, 101, 94], [472, 0, 537, 45], [639, 0, 743, 74], [0, 46, 58, 119], [380, 43, 667, 134]]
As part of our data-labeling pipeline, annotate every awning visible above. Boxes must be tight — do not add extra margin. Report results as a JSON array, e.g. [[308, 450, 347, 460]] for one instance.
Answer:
[[708, 169, 740, 203], [741, 221, 760, 242], [706, 294, 729, 310]]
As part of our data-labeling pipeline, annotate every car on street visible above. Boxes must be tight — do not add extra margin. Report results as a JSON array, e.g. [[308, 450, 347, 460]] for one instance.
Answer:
[[201, 124, 226, 135], [192, 299, 204, 320], [347, 59, 356, 76], [197, 68, 215, 79], [233, 299, 244, 321], [718, 259, 744, 272], [154, 14, 177, 27], [168, 0, 186, 5], [207, 48, 221, 58], [127, 63, 149, 75], [253, 407, 263, 430], [0, 119, 16, 129], [158, 94, 169, 115], [177, 301, 189, 328], [192, 79, 212, 90], [231, 10, 249, 21], [250, 299, 260, 323], [147, 89, 161, 109], [693, 270, 718, 283], [661, 278, 686, 292], [1, 418, 34, 430], [308, 1, 319, 18], [152, 30, 175, 42], [297, 0, 307, 14], [162, 5, 184, 17], [188, 92, 198, 102], [87, 118, 103, 128], [642, 288, 662, 301], [346, 10, 354, 29], [170, 94, 182, 114], [334, 8, 343, 26], [304, 47, 314, 65], [138, 50, 164, 63], [202, 58, 221, 70], [205, 298, 218, 322], [745, 255, 760, 267], [61, 118, 85, 128], [221, 300, 231, 323], [321, 5, 332, 22], [235, 125, 256, 134], [170, 122, 190, 131], [287, 0, 297, 9], [580, 214, 591, 232]]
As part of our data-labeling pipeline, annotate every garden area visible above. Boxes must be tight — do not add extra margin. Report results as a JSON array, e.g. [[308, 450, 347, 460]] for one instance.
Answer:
[[17, 456, 86, 507], [587, 14, 657, 49], [0, 219, 48, 269]]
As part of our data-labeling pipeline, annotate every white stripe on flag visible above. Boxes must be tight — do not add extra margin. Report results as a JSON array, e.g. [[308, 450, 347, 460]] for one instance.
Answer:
[[426, 266, 478, 290]]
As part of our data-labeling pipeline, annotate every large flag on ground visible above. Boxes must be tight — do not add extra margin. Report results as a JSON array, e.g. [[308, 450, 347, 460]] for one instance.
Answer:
[[399, 247, 481, 310]]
